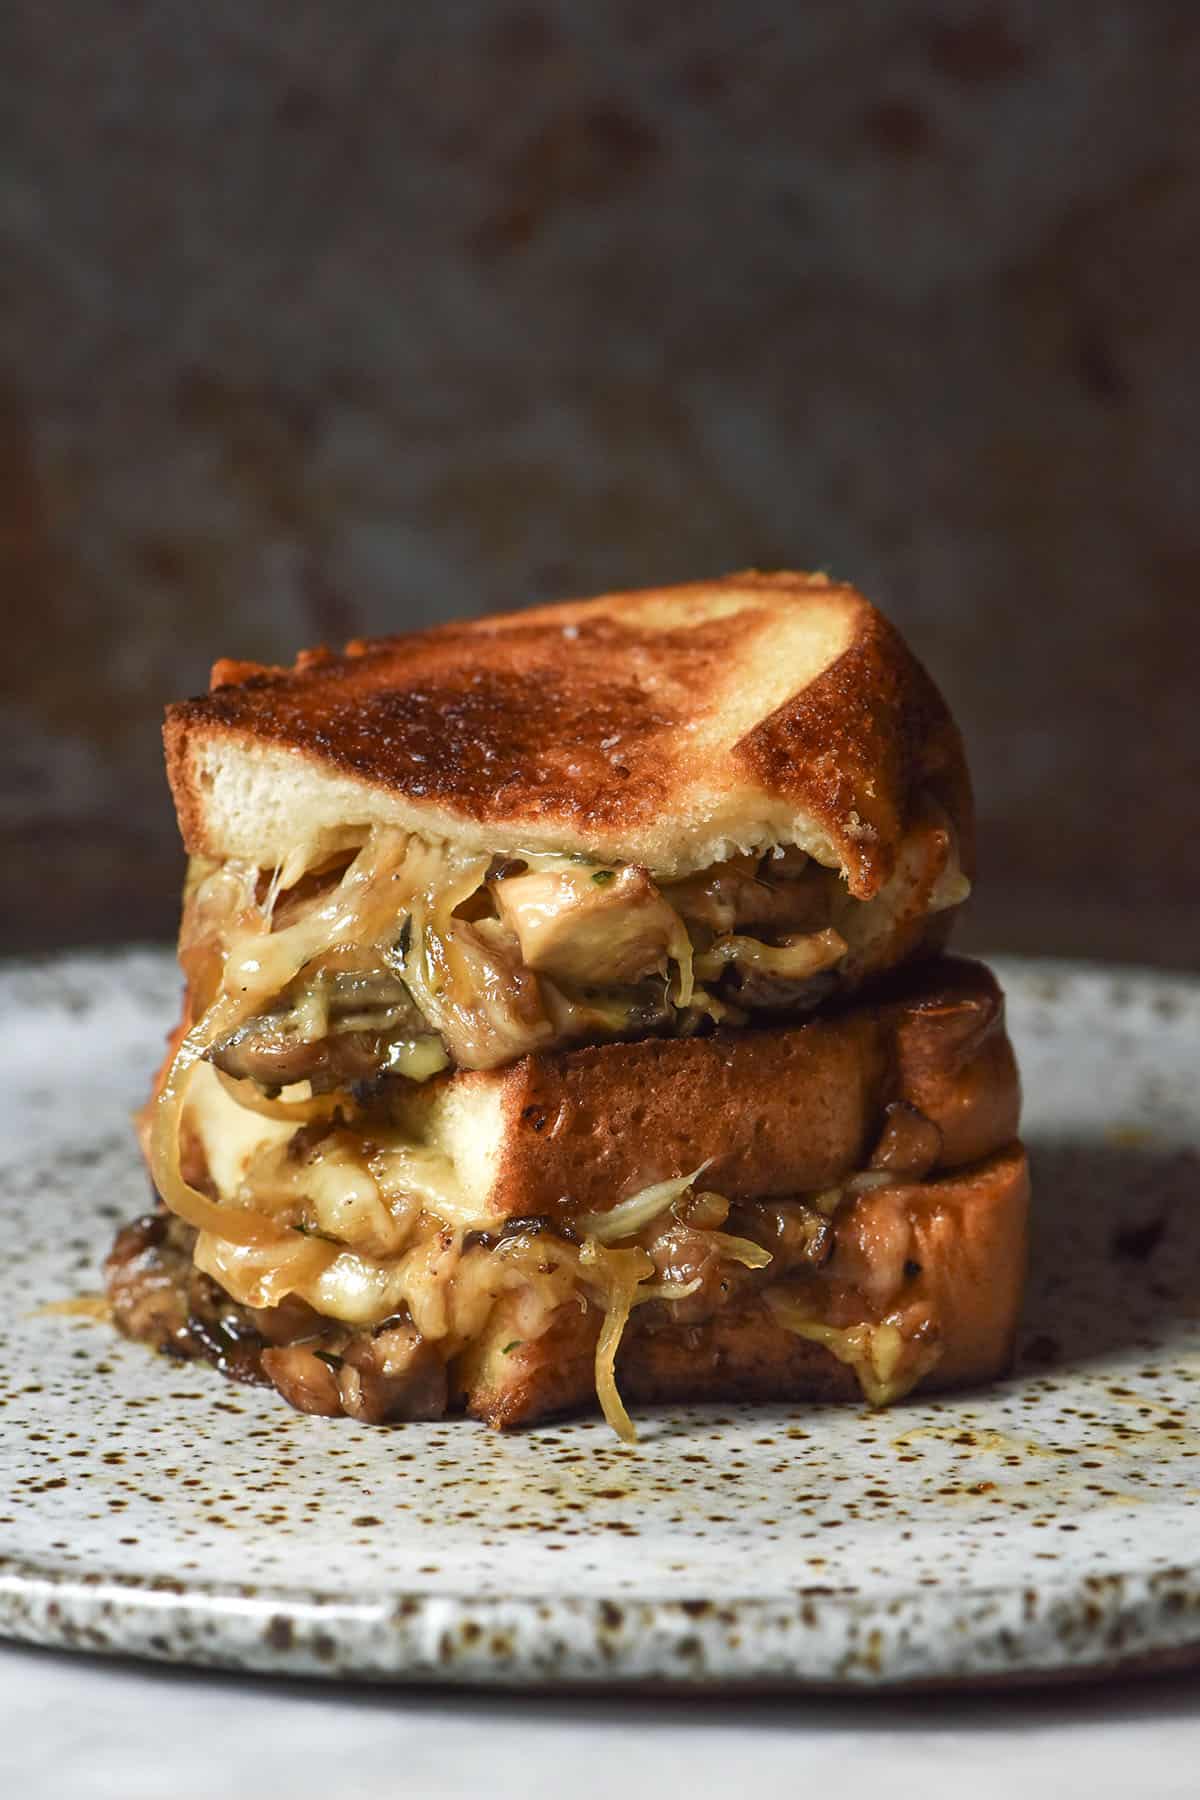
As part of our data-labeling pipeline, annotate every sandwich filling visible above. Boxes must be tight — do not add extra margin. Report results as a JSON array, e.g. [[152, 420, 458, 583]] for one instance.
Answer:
[[113, 1141, 946, 1441], [180, 807, 967, 1093], [139, 818, 968, 1438]]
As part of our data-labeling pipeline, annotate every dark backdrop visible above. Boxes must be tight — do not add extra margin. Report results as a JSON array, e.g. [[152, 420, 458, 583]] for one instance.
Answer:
[[3, 2, 1198, 963]]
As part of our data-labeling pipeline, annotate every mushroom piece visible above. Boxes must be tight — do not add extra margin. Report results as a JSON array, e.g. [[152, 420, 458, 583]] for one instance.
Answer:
[[338, 1322, 449, 1423], [491, 862, 683, 987], [869, 1100, 943, 1180]]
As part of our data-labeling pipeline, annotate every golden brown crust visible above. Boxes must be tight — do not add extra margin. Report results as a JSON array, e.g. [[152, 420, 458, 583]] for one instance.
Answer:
[[888, 961, 1021, 1169], [463, 1304, 862, 1427], [457, 1313, 604, 1430], [906, 1145, 1030, 1389], [423, 956, 1018, 1221], [163, 570, 972, 898], [465, 1143, 1029, 1427], [739, 592, 975, 891]]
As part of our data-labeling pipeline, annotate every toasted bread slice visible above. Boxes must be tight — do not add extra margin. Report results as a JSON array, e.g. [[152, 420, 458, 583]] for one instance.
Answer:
[[164, 570, 971, 895], [389, 957, 1018, 1223], [465, 1144, 1029, 1427]]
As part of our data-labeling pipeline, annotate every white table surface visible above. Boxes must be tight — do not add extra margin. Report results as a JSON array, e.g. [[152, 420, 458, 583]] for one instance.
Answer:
[[4, 1645, 1200, 1800]]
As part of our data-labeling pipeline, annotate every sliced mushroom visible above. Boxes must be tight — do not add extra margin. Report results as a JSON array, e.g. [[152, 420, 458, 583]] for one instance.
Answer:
[[260, 1344, 344, 1415], [666, 849, 830, 935], [869, 1100, 943, 1180], [338, 1322, 448, 1423], [207, 964, 428, 1092], [693, 927, 847, 1010], [209, 1022, 407, 1092]]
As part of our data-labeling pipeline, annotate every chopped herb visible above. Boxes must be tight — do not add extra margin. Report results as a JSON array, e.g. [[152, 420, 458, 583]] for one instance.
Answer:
[[501, 1340, 522, 1356], [291, 1222, 339, 1243], [313, 1349, 343, 1370], [396, 915, 412, 960], [591, 869, 616, 885]]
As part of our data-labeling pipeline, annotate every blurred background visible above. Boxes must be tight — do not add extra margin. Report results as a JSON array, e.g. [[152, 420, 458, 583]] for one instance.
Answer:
[[2, 1, 1197, 964]]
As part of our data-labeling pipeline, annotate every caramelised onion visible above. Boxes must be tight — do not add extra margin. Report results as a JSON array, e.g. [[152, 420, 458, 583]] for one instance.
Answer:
[[150, 996, 295, 1249], [576, 1162, 711, 1244], [578, 1240, 656, 1443], [765, 1293, 942, 1407], [212, 1066, 347, 1126], [693, 925, 847, 983]]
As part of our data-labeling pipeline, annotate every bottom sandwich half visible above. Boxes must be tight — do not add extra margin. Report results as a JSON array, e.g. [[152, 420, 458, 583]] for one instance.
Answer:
[[107, 958, 1029, 1439]]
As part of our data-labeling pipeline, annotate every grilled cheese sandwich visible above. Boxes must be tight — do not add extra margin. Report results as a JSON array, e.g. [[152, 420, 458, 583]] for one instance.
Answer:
[[108, 571, 1026, 1439]]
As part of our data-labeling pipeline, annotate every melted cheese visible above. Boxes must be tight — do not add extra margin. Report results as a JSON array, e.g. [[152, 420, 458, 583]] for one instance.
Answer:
[[766, 1292, 941, 1406], [186, 1062, 294, 1199]]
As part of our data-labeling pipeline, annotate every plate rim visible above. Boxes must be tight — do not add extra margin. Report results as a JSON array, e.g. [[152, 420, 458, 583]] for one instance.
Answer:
[[4, 1543, 1200, 1689]]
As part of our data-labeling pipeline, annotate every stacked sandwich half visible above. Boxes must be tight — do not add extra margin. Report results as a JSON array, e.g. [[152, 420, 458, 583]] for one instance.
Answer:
[[108, 572, 1029, 1438]]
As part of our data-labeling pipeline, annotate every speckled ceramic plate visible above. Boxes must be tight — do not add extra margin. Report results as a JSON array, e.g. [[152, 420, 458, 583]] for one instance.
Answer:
[[1, 950, 1198, 1690]]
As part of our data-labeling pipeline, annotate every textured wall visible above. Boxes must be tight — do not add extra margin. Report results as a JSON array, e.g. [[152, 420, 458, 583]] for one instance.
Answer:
[[2, 1, 1198, 961]]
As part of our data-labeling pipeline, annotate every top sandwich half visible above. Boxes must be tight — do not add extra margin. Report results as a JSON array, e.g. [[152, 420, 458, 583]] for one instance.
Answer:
[[163, 571, 973, 1086]]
